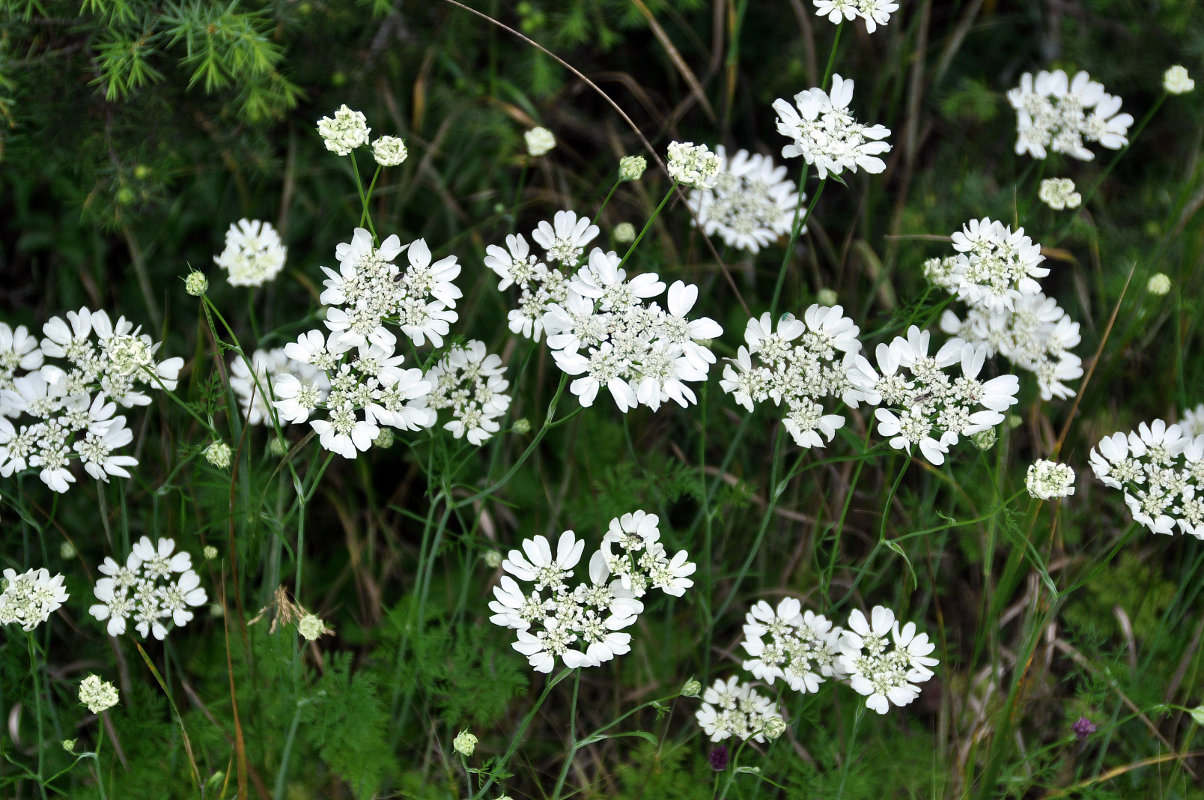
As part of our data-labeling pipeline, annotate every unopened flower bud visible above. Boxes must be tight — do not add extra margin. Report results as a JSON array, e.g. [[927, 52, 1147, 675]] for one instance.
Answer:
[[59, 541, 77, 559], [680, 679, 702, 698], [1148, 273, 1171, 295], [513, 418, 531, 435], [204, 441, 233, 469], [373, 429, 395, 449], [1190, 705, 1204, 727], [816, 288, 839, 307], [62, 739, 76, 752], [268, 437, 288, 457], [203, 546, 218, 560], [298, 613, 328, 641], [614, 222, 636, 244], [185, 271, 208, 296], [483, 550, 503, 569], [618, 155, 646, 182], [524, 127, 556, 157], [763, 715, 787, 741], [971, 428, 997, 451], [453, 730, 478, 757]]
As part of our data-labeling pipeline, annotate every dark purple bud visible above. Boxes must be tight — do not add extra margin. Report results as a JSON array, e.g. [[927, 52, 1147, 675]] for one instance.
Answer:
[[709, 744, 729, 771], [1072, 717, 1097, 740]]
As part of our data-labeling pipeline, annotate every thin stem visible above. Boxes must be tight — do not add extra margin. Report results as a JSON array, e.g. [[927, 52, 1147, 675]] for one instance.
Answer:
[[472, 669, 573, 799], [617, 184, 677, 273], [835, 706, 865, 800], [550, 670, 583, 800], [771, 173, 827, 314], [26, 632, 48, 800]]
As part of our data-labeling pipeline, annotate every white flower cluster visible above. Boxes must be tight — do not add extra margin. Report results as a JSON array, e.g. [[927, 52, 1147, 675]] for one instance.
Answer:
[[739, 597, 843, 694], [321, 228, 461, 350], [486, 211, 723, 413], [316, 104, 409, 167], [695, 676, 785, 743], [489, 511, 695, 673], [686, 147, 800, 253], [773, 74, 892, 179], [1007, 69, 1133, 161], [735, 599, 937, 715], [1089, 419, 1204, 538], [0, 310, 181, 492], [425, 340, 512, 445], [926, 219, 1082, 401], [272, 227, 466, 458], [812, 0, 898, 33], [937, 217, 1049, 312], [840, 606, 939, 714], [230, 348, 330, 426], [214, 219, 288, 287], [719, 307, 864, 449], [89, 537, 207, 640], [1026, 459, 1076, 500], [848, 326, 1019, 465], [0, 567, 69, 631], [665, 141, 720, 189], [272, 331, 433, 459], [1038, 178, 1081, 211]]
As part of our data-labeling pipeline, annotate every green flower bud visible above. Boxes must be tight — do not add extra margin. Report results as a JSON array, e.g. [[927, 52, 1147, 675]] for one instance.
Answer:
[[618, 155, 646, 182], [453, 730, 478, 757]]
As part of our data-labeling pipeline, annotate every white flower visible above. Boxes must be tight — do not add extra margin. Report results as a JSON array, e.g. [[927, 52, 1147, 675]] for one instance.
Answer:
[[1163, 66, 1195, 95], [947, 217, 1048, 312], [1007, 69, 1133, 161], [524, 126, 556, 157], [230, 348, 331, 426], [88, 537, 206, 640], [773, 74, 892, 179], [79, 675, 119, 714], [214, 219, 287, 287], [0, 567, 69, 631], [1026, 459, 1076, 499], [0, 322, 43, 393], [1038, 178, 1081, 211], [317, 104, 370, 156], [850, 328, 1019, 465], [1088, 420, 1204, 538], [532, 211, 600, 268], [813, 0, 898, 33], [695, 676, 784, 743], [939, 292, 1081, 401], [687, 147, 799, 253], [839, 606, 938, 714], [740, 597, 843, 694], [372, 135, 408, 166], [666, 141, 721, 189], [721, 308, 864, 449], [426, 340, 511, 445]]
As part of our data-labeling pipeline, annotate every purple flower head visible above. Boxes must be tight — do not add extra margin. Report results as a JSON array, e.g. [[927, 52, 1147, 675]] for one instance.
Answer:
[[709, 744, 729, 771], [1072, 716, 1097, 740]]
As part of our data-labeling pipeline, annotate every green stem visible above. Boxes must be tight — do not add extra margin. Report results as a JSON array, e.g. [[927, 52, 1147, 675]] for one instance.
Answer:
[[26, 632, 48, 800], [550, 671, 583, 800], [771, 173, 827, 315], [594, 177, 622, 219], [834, 706, 865, 800], [1050, 94, 1166, 247], [472, 669, 573, 799], [350, 152, 378, 241], [617, 184, 677, 273]]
